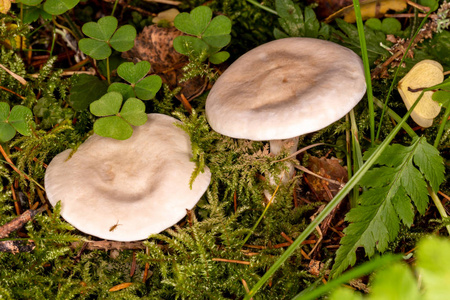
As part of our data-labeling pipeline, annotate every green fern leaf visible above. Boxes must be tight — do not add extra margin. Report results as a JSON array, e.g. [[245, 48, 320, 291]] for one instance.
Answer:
[[332, 137, 444, 276]]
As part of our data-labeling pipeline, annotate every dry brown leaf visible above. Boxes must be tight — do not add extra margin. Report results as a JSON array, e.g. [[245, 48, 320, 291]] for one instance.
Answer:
[[122, 25, 206, 102], [325, 0, 407, 23]]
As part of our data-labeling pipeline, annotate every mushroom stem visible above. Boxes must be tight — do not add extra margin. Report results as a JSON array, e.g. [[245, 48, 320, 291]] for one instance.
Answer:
[[269, 137, 299, 184]]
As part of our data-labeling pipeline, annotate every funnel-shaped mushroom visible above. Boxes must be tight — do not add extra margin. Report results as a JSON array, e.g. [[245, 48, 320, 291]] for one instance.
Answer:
[[205, 38, 366, 187], [45, 113, 211, 241]]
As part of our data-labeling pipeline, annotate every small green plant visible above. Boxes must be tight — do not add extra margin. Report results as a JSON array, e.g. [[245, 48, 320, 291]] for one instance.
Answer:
[[89, 92, 147, 140], [0, 102, 33, 143], [108, 61, 162, 101], [16, 0, 79, 15], [273, 0, 331, 39], [78, 16, 136, 60], [173, 6, 232, 64], [331, 136, 445, 276]]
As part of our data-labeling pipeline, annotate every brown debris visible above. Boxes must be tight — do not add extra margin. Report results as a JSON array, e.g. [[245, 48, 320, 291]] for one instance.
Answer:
[[0, 240, 36, 253], [0, 206, 46, 239], [122, 25, 207, 102]]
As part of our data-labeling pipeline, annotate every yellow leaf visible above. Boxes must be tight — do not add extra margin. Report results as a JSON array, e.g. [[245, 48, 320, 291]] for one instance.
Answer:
[[0, 0, 11, 14], [1, 24, 27, 50], [108, 282, 133, 292], [325, 0, 407, 23], [398, 60, 443, 128]]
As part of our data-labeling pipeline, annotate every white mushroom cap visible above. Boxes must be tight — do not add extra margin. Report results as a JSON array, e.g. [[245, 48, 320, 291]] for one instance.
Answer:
[[205, 38, 367, 140], [44, 113, 211, 242]]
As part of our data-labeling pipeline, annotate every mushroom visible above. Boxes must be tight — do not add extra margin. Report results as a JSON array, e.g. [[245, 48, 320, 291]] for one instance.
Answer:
[[205, 38, 366, 189], [397, 60, 443, 128], [44, 113, 211, 241]]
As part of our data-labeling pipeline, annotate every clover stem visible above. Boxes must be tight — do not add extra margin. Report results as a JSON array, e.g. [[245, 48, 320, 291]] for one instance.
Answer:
[[106, 57, 111, 85], [111, 0, 120, 16]]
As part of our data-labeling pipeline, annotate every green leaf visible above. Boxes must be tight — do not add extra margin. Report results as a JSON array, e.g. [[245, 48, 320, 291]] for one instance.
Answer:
[[173, 36, 209, 58], [429, 31, 450, 65], [69, 74, 108, 111], [369, 263, 420, 300], [432, 90, 450, 108], [93, 116, 132, 140], [416, 236, 450, 300], [108, 82, 135, 100], [82, 16, 117, 41], [9, 105, 33, 136], [0, 123, 15, 143], [331, 137, 444, 276], [17, 0, 43, 5], [117, 61, 150, 84], [365, 18, 382, 31], [381, 18, 402, 35], [119, 98, 147, 126], [90, 92, 122, 116], [0, 102, 9, 122], [78, 38, 111, 60], [304, 6, 319, 37], [174, 6, 212, 36], [202, 15, 231, 48], [413, 137, 445, 193], [275, 0, 304, 37], [109, 25, 136, 52], [134, 75, 162, 100], [43, 0, 79, 15], [209, 51, 230, 64]]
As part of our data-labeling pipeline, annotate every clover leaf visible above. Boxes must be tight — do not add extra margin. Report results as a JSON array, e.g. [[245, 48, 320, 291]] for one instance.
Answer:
[[173, 6, 231, 64], [108, 61, 162, 100], [90, 91, 147, 140], [79, 16, 136, 60], [0, 102, 33, 143], [17, 0, 80, 15]]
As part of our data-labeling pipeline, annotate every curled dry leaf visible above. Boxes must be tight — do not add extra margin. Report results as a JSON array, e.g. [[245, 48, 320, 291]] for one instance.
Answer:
[[397, 60, 443, 127], [122, 25, 206, 101]]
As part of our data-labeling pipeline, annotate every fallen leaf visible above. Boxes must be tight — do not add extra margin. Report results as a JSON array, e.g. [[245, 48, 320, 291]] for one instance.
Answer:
[[109, 282, 133, 292], [325, 0, 407, 23], [122, 25, 206, 102], [398, 60, 443, 127]]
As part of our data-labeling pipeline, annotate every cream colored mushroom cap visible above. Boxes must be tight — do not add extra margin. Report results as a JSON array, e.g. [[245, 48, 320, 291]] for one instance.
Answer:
[[44, 113, 211, 242], [205, 37, 367, 140]]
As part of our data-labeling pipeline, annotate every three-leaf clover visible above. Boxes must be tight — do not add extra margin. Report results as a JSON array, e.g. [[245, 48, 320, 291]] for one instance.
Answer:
[[173, 6, 231, 64], [108, 61, 162, 100], [17, 0, 80, 15], [0, 102, 33, 143], [90, 92, 147, 140], [79, 16, 136, 60]]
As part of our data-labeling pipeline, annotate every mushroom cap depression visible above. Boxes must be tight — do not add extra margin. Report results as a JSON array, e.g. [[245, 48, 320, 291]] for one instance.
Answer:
[[205, 37, 367, 140], [45, 113, 211, 241]]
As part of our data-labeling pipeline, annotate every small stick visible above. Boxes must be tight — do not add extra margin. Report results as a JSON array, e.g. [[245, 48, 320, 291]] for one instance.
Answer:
[[0, 63, 27, 85], [179, 93, 193, 114], [130, 251, 137, 277], [212, 258, 250, 265], [0, 206, 46, 238], [71, 240, 148, 251], [242, 279, 253, 300]]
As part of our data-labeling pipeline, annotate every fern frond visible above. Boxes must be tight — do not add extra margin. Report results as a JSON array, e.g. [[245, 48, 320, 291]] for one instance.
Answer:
[[332, 137, 445, 276]]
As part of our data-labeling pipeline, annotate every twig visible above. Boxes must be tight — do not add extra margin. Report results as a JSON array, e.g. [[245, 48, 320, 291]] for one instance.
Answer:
[[212, 258, 250, 265], [0, 206, 46, 239], [142, 0, 181, 5], [0, 63, 27, 85], [71, 240, 149, 250]]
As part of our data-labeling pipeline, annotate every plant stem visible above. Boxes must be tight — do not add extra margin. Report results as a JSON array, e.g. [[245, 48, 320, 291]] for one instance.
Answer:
[[373, 97, 417, 138], [244, 92, 426, 299], [434, 104, 450, 148], [351, 0, 374, 145], [111, 0, 120, 16], [427, 185, 450, 235], [375, 9, 434, 141], [350, 110, 363, 207], [106, 57, 111, 85], [246, 0, 278, 15]]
